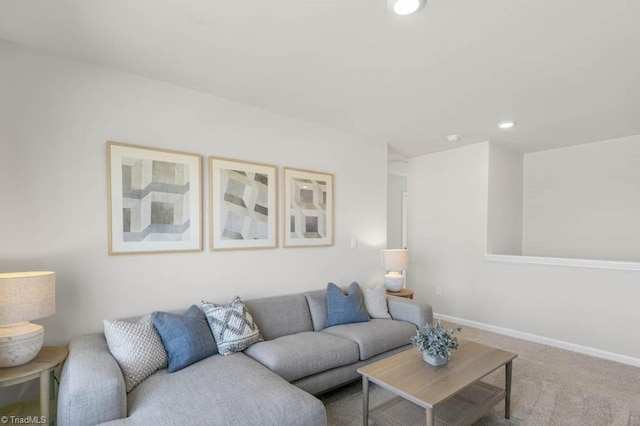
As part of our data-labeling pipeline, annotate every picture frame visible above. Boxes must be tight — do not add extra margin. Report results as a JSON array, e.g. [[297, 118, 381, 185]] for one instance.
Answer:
[[106, 141, 203, 255], [209, 157, 278, 250], [282, 167, 334, 247]]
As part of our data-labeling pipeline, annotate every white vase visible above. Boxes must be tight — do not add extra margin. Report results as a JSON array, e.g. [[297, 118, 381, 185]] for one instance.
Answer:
[[422, 351, 448, 366]]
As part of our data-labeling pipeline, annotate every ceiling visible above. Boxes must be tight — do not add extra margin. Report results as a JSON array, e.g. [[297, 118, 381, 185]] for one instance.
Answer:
[[1, 0, 639, 162]]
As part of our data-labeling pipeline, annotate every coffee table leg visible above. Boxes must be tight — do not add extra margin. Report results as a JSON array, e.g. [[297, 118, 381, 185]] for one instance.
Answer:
[[426, 407, 434, 426], [362, 376, 369, 426], [505, 361, 513, 419]]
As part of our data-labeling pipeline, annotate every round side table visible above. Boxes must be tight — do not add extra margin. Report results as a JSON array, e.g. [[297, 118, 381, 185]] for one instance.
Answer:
[[0, 346, 68, 426], [386, 288, 415, 299]]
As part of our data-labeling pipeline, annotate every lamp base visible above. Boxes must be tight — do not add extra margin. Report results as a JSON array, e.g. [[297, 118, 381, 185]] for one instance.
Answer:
[[0, 322, 44, 367], [384, 273, 404, 292]]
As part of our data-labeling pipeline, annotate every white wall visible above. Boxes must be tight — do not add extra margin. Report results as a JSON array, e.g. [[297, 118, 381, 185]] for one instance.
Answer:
[[386, 173, 406, 249], [408, 142, 489, 318], [487, 143, 523, 255], [523, 135, 640, 261], [409, 142, 640, 360], [0, 40, 388, 346]]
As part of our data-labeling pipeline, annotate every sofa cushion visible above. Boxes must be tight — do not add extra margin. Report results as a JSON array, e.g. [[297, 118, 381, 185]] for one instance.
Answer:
[[291, 344, 412, 396], [103, 315, 168, 392], [325, 282, 369, 328], [304, 290, 327, 331], [361, 285, 392, 319], [243, 331, 359, 382], [201, 296, 263, 355], [121, 352, 326, 426], [322, 319, 417, 360], [150, 305, 218, 373], [244, 294, 313, 340]]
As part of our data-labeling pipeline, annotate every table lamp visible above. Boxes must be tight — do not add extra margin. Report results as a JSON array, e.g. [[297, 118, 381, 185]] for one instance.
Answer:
[[381, 249, 408, 292], [0, 271, 55, 367]]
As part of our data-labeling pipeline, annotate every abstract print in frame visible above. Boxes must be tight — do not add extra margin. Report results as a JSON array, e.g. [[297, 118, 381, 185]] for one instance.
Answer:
[[209, 157, 277, 250], [107, 142, 203, 254], [283, 167, 333, 247]]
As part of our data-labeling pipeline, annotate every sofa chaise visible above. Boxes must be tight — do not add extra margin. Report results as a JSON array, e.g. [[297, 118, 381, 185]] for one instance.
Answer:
[[57, 289, 432, 425]]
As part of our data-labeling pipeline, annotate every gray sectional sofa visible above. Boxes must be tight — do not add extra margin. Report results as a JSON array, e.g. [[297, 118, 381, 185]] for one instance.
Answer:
[[58, 290, 432, 426]]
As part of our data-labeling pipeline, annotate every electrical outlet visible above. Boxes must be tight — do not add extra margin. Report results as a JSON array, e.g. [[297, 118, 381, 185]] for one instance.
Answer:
[[436, 287, 442, 296], [350, 238, 358, 249]]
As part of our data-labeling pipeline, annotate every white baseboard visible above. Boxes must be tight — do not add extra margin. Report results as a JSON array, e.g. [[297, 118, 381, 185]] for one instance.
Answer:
[[434, 313, 640, 368]]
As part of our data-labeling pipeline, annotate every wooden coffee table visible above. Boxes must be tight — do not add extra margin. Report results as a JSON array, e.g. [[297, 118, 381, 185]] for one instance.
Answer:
[[357, 340, 517, 426]]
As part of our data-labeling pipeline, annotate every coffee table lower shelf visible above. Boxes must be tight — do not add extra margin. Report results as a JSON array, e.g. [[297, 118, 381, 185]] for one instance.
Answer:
[[369, 381, 505, 426]]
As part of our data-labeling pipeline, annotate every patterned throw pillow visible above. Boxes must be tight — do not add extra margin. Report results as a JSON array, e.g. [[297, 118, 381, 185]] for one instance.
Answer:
[[103, 315, 168, 392], [151, 305, 218, 373], [325, 282, 370, 328], [201, 296, 262, 355], [362, 285, 392, 319]]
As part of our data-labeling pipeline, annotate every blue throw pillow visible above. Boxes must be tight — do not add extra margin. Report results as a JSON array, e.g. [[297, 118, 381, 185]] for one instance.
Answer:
[[151, 305, 218, 373], [325, 282, 370, 328]]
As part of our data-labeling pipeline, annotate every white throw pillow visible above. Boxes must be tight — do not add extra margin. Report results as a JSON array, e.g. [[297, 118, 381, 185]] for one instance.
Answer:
[[104, 315, 168, 392], [362, 285, 392, 319]]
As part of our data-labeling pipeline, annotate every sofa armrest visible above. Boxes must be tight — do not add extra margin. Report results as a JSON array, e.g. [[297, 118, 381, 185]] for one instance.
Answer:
[[387, 296, 433, 329], [58, 333, 127, 426]]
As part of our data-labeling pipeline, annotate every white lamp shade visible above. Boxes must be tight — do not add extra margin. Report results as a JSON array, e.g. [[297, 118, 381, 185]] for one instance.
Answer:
[[0, 271, 55, 324], [381, 249, 408, 272]]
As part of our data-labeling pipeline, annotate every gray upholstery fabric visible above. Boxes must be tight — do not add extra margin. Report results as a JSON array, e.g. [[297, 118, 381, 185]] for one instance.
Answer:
[[387, 296, 433, 328], [292, 344, 413, 395], [102, 352, 326, 426], [321, 319, 416, 360], [244, 294, 313, 340], [244, 331, 359, 382], [58, 292, 433, 425], [58, 334, 127, 426], [304, 290, 327, 331]]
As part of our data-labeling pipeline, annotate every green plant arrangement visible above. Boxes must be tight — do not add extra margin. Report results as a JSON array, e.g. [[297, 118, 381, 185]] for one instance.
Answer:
[[411, 320, 462, 366]]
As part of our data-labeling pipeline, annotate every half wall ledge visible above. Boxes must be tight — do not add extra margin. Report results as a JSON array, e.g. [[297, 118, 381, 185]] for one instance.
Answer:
[[485, 254, 640, 272]]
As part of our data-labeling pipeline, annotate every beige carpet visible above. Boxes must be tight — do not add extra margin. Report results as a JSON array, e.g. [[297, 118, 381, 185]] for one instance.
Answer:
[[320, 323, 640, 425]]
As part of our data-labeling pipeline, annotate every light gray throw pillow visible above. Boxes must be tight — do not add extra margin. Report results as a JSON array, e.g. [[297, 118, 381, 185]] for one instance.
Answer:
[[362, 285, 392, 319], [104, 314, 168, 392], [201, 296, 262, 355]]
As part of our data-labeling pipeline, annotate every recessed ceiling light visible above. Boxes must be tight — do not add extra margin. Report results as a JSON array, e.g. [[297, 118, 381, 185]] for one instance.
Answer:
[[446, 134, 460, 143], [497, 120, 516, 129], [388, 0, 426, 15]]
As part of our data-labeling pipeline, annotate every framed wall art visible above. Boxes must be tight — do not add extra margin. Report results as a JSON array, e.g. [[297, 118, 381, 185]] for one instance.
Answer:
[[209, 157, 277, 250], [106, 142, 203, 254], [282, 167, 333, 247]]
